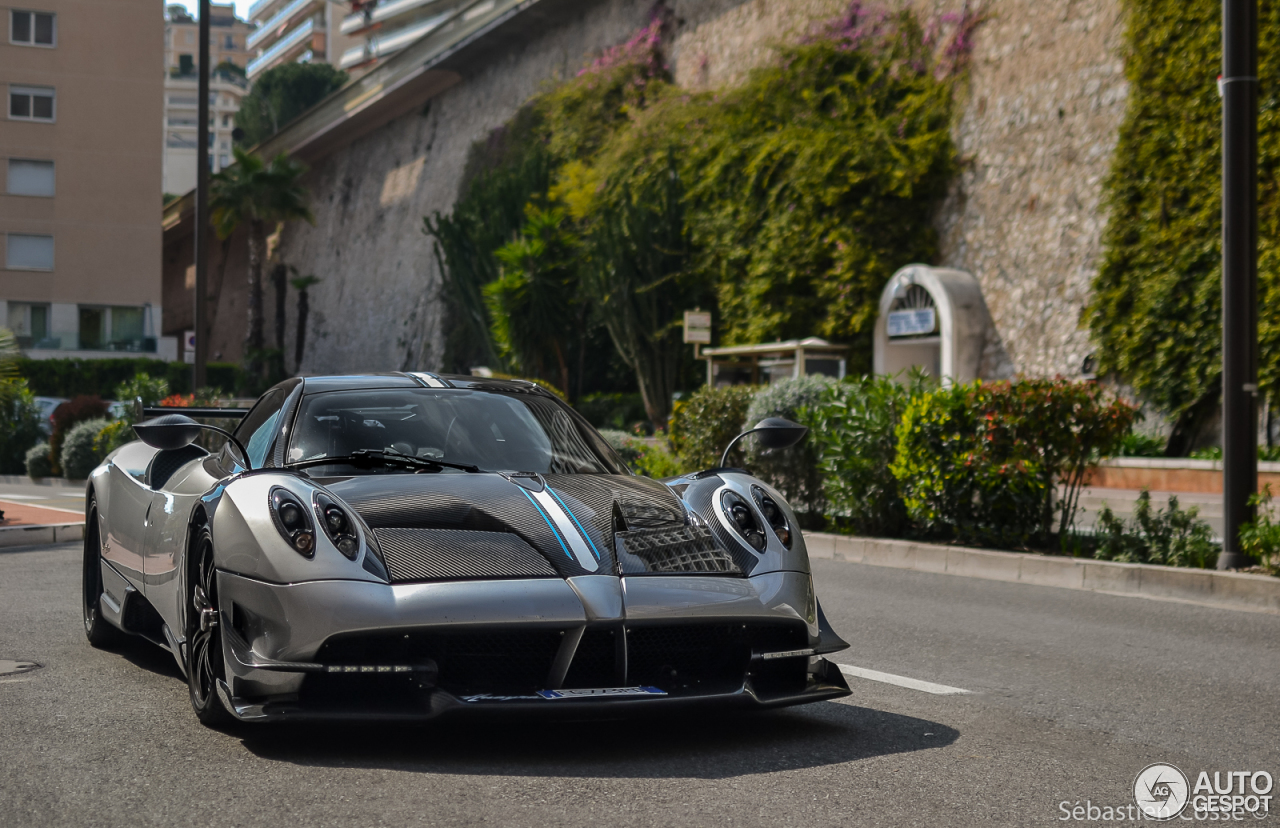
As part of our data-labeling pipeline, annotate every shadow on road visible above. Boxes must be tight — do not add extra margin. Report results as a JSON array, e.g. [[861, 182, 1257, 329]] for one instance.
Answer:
[[235, 702, 959, 779]]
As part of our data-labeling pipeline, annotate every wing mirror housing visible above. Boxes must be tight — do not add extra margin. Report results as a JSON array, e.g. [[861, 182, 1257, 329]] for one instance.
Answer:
[[133, 413, 252, 468], [719, 417, 809, 468]]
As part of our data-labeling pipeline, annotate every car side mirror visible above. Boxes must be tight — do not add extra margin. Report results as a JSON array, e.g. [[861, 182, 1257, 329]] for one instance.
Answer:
[[719, 417, 809, 468], [133, 414, 202, 450], [134, 413, 252, 468]]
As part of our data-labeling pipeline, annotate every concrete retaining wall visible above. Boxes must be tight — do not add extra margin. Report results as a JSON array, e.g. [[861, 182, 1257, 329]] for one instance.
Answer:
[[807, 532, 1280, 615]]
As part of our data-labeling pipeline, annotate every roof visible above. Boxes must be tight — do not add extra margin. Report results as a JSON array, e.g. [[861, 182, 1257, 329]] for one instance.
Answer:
[[700, 338, 849, 358]]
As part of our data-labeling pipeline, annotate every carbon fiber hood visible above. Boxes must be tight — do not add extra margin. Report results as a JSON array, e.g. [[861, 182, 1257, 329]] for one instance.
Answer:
[[322, 472, 717, 582]]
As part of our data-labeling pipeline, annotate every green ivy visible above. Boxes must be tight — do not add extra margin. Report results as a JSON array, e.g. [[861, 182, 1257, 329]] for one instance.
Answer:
[[1089, 0, 1280, 448]]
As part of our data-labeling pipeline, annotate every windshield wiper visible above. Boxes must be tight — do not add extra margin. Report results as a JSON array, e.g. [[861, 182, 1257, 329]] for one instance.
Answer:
[[287, 449, 480, 473]]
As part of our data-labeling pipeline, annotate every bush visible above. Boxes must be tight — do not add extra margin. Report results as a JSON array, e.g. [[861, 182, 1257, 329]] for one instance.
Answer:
[[1093, 490, 1218, 568], [1114, 431, 1166, 457], [16, 358, 242, 398], [25, 442, 52, 479], [599, 429, 686, 479], [60, 418, 111, 480], [668, 385, 756, 471], [1239, 487, 1280, 575], [577, 392, 647, 430], [49, 396, 110, 476], [115, 373, 170, 414], [743, 376, 835, 521], [0, 378, 44, 474], [891, 379, 1136, 549], [94, 420, 135, 458], [803, 372, 932, 537]]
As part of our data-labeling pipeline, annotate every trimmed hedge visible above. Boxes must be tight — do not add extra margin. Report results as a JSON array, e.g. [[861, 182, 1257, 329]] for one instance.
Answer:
[[16, 358, 242, 398]]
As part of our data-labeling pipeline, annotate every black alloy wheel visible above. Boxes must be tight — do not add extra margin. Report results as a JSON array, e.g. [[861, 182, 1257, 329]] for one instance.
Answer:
[[186, 526, 231, 725], [82, 497, 122, 647]]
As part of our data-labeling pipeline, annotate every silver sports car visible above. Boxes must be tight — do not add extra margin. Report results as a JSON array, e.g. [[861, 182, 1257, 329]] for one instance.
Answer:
[[83, 373, 850, 724]]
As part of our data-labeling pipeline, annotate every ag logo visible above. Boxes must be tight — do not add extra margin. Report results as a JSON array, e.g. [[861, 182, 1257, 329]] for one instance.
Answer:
[[1134, 763, 1191, 819]]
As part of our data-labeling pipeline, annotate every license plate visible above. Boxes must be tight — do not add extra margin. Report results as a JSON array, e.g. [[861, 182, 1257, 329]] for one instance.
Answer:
[[536, 686, 667, 700]]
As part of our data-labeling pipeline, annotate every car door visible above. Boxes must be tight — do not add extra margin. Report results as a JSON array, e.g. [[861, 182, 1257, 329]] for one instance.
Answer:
[[102, 443, 155, 588]]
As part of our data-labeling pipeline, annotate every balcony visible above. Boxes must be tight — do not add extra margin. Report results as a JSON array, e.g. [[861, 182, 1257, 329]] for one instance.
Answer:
[[247, 18, 316, 78], [340, 0, 448, 36], [338, 10, 450, 68], [246, 0, 320, 50]]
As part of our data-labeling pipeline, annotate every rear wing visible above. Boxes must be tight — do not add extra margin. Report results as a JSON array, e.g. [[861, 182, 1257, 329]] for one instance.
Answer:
[[135, 401, 251, 420]]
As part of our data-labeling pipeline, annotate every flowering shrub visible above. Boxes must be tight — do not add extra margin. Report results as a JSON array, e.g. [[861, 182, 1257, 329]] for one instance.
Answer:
[[892, 379, 1136, 549]]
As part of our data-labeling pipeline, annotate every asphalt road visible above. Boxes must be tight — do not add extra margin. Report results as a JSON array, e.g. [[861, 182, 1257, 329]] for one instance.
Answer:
[[1, 541, 1276, 828]]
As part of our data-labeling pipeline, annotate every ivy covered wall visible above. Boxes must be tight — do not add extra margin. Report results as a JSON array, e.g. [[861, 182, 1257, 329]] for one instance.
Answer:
[[1089, 0, 1280, 450]]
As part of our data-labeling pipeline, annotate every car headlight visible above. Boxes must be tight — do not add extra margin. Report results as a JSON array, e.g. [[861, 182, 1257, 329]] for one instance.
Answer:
[[720, 490, 767, 552], [751, 485, 792, 549], [270, 487, 315, 557], [314, 492, 360, 560]]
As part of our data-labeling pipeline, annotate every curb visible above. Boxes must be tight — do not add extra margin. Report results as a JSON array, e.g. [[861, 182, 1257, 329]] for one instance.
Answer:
[[0, 523, 84, 549], [0, 475, 83, 488], [806, 532, 1280, 615]]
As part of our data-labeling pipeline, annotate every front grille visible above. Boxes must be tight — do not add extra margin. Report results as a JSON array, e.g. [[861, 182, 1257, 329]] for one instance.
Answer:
[[625, 623, 808, 696], [615, 524, 741, 574], [308, 628, 564, 697], [562, 627, 619, 688]]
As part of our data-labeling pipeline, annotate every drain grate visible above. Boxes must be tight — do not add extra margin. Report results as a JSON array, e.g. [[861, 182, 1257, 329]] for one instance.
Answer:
[[0, 660, 41, 676]]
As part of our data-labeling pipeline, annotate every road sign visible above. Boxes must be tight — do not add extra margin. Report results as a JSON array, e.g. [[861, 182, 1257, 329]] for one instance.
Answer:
[[684, 310, 711, 344]]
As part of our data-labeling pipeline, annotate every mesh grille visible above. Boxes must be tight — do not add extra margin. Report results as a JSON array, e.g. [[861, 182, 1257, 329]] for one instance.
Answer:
[[626, 623, 807, 696], [373, 528, 559, 582], [562, 627, 619, 688], [615, 523, 741, 574], [311, 628, 564, 696]]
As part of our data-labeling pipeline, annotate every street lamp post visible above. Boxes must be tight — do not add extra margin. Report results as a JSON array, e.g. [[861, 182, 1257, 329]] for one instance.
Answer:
[[1220, 0, 1258, 570], [193, 0, 211, 391]]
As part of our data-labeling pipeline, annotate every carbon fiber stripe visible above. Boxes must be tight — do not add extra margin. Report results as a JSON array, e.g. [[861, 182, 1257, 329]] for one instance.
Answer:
[[373, 528, 560, 582]]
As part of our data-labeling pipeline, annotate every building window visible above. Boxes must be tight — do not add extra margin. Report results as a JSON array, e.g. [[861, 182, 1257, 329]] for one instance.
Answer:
[[77, 305, 150, 351], [185, 29, 194, 44], [178, 53, 194, 74], [5, 233, 54, 270], [224, 34, 235, 48], [10, 9, 55, 46], [6, 302, 50, 348], [221, 113, 232, 127], [9, 85, 55, 122], [6, 159, 55, 196]]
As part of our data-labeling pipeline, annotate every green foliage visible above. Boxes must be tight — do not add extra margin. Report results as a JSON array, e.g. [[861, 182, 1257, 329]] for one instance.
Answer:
[[424, 106, 552, 373], [14, 358, 240, 398], [487, 206, 583, 393], [576, 392, 647, 430], [93, 420, 135, 457], [1089, 0, 1280, 444], [803, 371, 932, 536], [25, 442, 51, 479], [49, 396, 109, 476], [61, 417, 110, 480], [1093, 491, 1218, 568], [1114, 431, 1166, 457], [0, 378, 44, 474], [0, 327, 19, 382], [599, 429, 684, 479], [114, 374, 170, 417], [743, 375, 836, 519], [1239, 486, 1280, 574], [891, 380, 1136, 548], [667, 385, 757, 471], [236, 62, 348, 147]]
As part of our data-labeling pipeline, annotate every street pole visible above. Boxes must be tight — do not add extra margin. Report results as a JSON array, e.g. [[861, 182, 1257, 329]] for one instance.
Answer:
[[1220, 0, 1257, 570], [193, 0, 211, 391]]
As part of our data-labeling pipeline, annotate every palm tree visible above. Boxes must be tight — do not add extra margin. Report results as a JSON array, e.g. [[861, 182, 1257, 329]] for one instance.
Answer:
[[210, 146, 314, 383], [289, 270, 321, 373]]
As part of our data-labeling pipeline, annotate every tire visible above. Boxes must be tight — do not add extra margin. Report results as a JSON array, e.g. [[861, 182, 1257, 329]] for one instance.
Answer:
[[83, 497, 122, 648], [186, 525, 231, 726]]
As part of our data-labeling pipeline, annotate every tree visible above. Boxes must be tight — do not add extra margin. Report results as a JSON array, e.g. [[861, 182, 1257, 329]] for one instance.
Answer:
[[210, 146, 314, 384], [236, 63, 347, 147], [487, 206, 583, 395], [289, 270, 320, 373]]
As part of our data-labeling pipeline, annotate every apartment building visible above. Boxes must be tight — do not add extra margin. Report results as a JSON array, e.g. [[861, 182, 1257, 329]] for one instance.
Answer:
[[163, 69, 247, 195], [245, 0, 360, 80], [2, 0, 170, 360], [336, 0, 473, 72], [164, 2, 254, 72]]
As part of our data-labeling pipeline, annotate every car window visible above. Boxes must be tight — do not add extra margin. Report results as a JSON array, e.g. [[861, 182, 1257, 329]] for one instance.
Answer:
[[230, 389, 285, 469], [287, 388, 626, 475]]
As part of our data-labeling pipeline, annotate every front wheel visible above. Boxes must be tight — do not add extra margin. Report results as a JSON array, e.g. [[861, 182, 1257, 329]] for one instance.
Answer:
[[82, 497, 122, 648], [186, 526, 231, 725]]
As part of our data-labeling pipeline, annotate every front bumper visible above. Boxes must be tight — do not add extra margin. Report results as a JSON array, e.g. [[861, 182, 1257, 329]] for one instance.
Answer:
[[215, 570, 850, 722]]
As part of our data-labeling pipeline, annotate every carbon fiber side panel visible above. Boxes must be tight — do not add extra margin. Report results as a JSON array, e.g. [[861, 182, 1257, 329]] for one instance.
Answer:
[[373, 528, 560, 582]]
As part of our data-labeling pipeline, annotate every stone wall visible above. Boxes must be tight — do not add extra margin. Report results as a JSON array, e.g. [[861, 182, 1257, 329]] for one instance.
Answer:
[[241, 0, 1128, 380]]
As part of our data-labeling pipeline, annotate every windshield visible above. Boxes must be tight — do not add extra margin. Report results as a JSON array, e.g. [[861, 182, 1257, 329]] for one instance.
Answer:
[[286, 388, 627, 475]]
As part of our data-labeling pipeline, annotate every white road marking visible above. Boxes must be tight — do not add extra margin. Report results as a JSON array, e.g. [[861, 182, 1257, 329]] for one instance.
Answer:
[[0, 494, 42, 500], [837, 663, 971, 695], [58, 493, 85, 498]]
